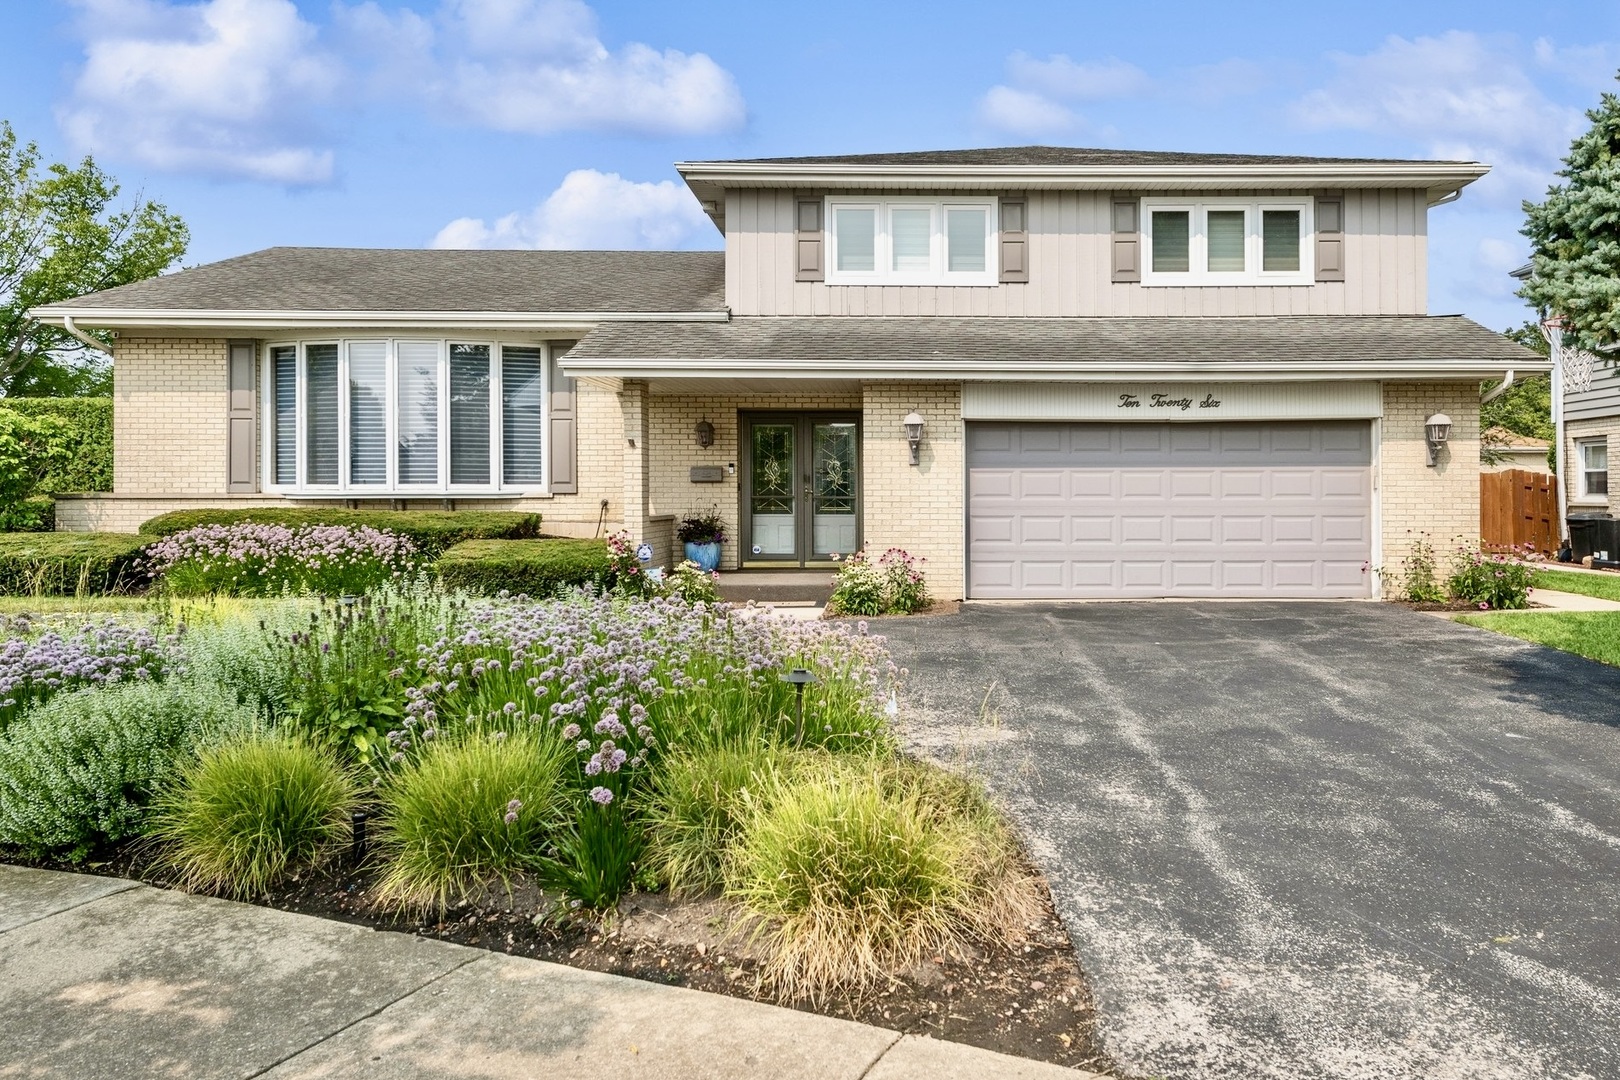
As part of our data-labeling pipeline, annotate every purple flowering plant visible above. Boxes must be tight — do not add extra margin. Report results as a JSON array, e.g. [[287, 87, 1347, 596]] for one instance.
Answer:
[[145, 523, 418, 598], [0, 614, 182, 731]]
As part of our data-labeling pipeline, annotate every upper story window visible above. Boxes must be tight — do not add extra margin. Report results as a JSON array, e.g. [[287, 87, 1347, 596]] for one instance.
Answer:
[[264, 338, 558, 495], [826, 197, 998, 286], [1141, 197, 1314, 286], [1578, 438, 1609, 499]]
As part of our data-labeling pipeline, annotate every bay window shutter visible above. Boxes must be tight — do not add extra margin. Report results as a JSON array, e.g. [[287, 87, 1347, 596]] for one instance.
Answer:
[[1111, 198, 1140, 282], [999, 198, 1029, 283], [549, 340, 578, 494], [226, 340, 257, 492], [1314, 193, 1345, 282], [795, 197, 824, 282]]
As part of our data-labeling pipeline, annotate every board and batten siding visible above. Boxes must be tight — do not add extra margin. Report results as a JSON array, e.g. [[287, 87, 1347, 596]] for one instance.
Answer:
[[724, 188, 1427, 318], [1565, 360, 1620, 423]]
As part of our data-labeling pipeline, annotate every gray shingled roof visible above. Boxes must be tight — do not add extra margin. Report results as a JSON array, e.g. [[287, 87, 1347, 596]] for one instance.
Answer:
[[692, 146, 1469, 168], [48, 247, 726, 312], [568, 315, 1536, 364]]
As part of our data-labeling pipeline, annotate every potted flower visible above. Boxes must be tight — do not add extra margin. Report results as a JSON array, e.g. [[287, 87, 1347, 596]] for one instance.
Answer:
[[676, 511, 728, 572]]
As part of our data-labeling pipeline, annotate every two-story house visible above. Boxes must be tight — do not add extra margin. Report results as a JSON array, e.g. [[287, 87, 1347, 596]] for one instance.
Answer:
[[31, 146, 1544, 599]]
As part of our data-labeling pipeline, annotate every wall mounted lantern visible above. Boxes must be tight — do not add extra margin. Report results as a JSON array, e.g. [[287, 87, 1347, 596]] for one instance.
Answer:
[[1425, 412, 1452, 466], [903, 411, 925, 465], [695, 420, 715, 449]]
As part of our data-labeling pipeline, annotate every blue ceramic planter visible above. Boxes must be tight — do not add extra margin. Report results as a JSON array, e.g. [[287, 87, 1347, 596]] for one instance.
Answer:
[[683, 541, 721, 572]]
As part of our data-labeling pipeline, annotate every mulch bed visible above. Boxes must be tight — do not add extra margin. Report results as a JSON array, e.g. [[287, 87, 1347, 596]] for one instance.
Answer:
[[11, 846, 1120, 1075]]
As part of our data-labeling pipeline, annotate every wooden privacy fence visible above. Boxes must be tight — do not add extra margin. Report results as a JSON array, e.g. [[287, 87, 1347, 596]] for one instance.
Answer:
[[1481, 469, 1559, 554]]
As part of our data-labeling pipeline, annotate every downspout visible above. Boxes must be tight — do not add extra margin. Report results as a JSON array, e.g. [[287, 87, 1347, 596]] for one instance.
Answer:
[[60, 315, 111, 355], [1544, 322, 1571, 545], [1480, 369, 1515, 404]]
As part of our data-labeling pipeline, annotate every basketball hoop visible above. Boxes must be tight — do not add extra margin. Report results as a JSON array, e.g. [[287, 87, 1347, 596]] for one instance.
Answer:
[[1565, 346, 1598, 393]]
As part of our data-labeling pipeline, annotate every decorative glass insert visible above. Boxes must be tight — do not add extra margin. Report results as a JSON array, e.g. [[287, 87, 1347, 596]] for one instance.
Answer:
[[305, 343, 340, 485], [946, 206, 987, 272], [347, 341, 388, 485], [449, 344, 491, 485], [751, 424, 796, 514], [396, 341, 440, 484], [502, 345, 544, 485], [812, 423, 857, 513], [1262, 210, 1302, 272], [1206, 210, 1247, 273], [835, 208, 876, 272], [1151, 210, 1191, 272]]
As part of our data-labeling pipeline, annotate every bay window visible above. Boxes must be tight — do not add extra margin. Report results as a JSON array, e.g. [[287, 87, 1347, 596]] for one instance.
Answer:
[[825, 197, 997, 285], [1142, 198, 1312, 285], [263, 339, 560, 494]]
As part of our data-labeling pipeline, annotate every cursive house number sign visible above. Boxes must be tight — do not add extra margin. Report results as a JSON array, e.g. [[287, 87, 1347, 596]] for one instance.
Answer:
[[1118, 392, 1223, 412]]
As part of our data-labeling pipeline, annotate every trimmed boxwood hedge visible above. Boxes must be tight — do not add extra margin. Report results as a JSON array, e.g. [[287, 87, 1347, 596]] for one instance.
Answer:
[[435, 538, 610, 597], [138, 509, 542, 557], [0, 533, 149, 596]]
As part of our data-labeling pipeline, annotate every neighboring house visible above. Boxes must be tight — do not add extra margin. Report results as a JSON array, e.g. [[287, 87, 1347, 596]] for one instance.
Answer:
[[1482, 427, 1553, 474], [30, 146, 1545, 600]]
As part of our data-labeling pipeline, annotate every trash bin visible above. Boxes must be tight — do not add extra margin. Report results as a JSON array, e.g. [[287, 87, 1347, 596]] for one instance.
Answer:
[[1568, 514, 1619, 561]]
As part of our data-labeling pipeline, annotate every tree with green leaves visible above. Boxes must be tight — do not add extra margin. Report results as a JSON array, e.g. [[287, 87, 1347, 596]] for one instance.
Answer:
[[1480, 324, 1554, 468], [1, 121, 188, 397], [1519, 78, 1620, 353]]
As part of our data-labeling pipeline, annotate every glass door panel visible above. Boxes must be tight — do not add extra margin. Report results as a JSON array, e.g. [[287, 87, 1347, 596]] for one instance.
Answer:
[[749, 422, 797, 559], [811, 422, 858, 558]]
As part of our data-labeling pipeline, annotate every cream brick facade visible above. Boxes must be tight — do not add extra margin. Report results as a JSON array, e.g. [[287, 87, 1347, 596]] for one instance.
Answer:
[[1564, 417, 1619, 517], [861, 382, 965, 599], [1378, 381, 1481, 577]]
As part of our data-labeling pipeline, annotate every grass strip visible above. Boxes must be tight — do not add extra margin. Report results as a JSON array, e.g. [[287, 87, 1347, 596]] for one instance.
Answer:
[[1457, 610, 1620, 667]]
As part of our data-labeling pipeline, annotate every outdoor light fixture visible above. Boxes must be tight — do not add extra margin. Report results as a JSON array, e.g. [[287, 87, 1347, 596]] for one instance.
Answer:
[[779, 667, 820, 747], [1425, 412, 1452, 466], [903, 411, 925, 465], [694, 420, 715, 448]]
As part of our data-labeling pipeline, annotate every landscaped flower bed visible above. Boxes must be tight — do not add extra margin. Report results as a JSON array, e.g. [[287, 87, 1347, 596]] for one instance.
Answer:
[[144, 522, 418, 596], [0, 614, 181, 730]]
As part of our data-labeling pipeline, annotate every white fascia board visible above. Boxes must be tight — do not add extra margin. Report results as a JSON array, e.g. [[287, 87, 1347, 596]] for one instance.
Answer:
[[559, 357, 1549, 382], [675, 161, 1490, 194], [27, 308, 730, 331]]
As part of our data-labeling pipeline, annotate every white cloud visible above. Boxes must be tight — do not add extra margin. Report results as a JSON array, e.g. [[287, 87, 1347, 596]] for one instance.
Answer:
[[343, 0, 746, 136], [431, 168, 711, 249], [977, 52, 1148, 138], [57, 0, 340, 185], [975, 86, 1078, 138], [1532, 37, 1620, 92]]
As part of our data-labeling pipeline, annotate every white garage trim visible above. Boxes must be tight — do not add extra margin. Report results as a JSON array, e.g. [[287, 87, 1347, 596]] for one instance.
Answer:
[[963, 381, 1382, 422]]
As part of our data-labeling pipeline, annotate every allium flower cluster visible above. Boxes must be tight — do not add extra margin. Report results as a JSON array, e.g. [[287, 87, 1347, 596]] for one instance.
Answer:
[[144, 523, 418, 596], [0, 616, 180, 724]]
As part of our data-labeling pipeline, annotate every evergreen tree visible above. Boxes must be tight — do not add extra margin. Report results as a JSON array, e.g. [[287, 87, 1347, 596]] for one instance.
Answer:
[[1519, 78, 1620, 353]]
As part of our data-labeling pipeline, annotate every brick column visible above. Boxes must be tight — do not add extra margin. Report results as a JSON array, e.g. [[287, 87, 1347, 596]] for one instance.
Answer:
[[618, 379, 652, 545]]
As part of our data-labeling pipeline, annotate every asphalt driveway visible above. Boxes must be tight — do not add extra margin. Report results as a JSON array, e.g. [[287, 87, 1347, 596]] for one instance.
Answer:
[[878, 602, 1620, 1080]]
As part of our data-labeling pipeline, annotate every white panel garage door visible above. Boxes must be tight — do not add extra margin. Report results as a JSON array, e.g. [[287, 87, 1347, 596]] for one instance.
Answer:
[[967, 421, 1373, 599]]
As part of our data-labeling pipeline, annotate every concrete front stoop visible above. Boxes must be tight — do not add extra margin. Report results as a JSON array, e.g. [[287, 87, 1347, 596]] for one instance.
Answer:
[[716, 570, 837, 606], [0, 865, 1098, 1080]]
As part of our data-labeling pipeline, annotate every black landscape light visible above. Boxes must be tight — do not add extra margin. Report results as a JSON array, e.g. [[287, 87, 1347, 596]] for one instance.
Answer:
[[779, 667, 820, 747], [350, 810, 368, 867]]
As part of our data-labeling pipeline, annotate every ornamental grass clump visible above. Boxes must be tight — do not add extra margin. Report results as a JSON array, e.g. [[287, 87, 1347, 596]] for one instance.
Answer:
[[148, 734, 358, 899], [144, 522, 418, 597], [0, 615, 181, 731], [726, 758, 1040, 1000], [373, 726, 570, 914]]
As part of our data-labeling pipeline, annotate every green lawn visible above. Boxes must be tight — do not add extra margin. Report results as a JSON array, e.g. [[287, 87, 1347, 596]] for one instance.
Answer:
[[1456, 610, 1620, 667], [1530, 568, 1620, 602], [0, 595, 154, 615]]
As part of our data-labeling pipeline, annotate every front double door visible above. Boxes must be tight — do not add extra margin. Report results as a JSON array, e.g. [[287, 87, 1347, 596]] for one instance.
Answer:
[[742, 412, 861, 566]]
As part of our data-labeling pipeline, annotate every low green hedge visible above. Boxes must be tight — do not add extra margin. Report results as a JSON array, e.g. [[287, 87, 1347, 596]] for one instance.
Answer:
[[0, 533, 149, 596], [435, 538, 610, 597], [0, 398, 113, 493], [138, 509, 542, 557]]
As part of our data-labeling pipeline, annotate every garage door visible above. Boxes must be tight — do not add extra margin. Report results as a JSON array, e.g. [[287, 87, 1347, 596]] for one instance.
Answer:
[[967, 421, 1373, 598]]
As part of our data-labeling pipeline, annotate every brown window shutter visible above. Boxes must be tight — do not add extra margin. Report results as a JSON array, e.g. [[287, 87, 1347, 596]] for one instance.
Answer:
[[1111, 198, 1140, 282], [1315, 193, 1345, 282], [549, 340, 578, 494], [226, 340, 258, 492], [999, 198, 1029, 283], [795, 197, 824, 282]]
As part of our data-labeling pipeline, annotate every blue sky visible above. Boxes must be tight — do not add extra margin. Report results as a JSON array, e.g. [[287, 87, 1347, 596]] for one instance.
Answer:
[[3, 0, 1617, 330]]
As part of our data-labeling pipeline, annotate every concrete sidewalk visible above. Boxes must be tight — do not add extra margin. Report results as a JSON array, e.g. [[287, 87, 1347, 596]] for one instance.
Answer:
[[0, 864, 1094, 1080]]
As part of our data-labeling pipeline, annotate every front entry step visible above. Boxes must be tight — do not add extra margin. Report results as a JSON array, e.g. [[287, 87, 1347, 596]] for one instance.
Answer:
[[716, 570, 836, 605]]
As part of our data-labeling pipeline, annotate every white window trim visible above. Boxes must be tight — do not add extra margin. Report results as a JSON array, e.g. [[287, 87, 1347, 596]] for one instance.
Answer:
[[1141, 196, 1314, 286], [824, 196, 998, 286], [1575, 437, 1610, 502], [260, 338, 555, 497]]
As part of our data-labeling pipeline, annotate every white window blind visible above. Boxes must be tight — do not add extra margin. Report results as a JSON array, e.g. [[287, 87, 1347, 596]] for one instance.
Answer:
[[890, 207, 932, 272], [347, 341, 388, 485], [1262, 210, 1301, 272], [1152, 210, 1191, 273], [502, 345, 544, 485], [396, 341, 439, 484], [1582, 441, 1609, 497], [271, 345, 297, 485], [305, 344, 340, 485], [449, 344, 491, 485], [1206, 210, 1246, 273], [946, 207, 987, 272], [835, 208, 876, 272]]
